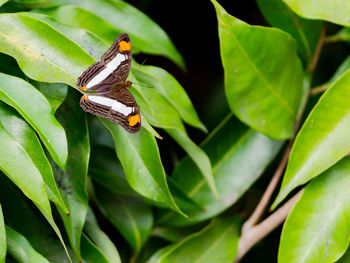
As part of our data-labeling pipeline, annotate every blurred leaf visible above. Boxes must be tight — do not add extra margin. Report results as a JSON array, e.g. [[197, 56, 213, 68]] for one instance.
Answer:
[[101, 119, 186, 217], [337, 245, 350, 263], [273, 70, 350, 208], [0, 13, 95, 87], [89, 145, 136, 196], [327, 28, 350, 44], [81, 234, 110, 263], [211, 0, 304, 139], [0, 73, 67, 169], [0, 0, 8, 7], [0, 205, 5, 263], [84, 208, 121, 263], [279, 157, 350, 263], [36, 0, 185, 68], [149, 217, 240, 263], [11, 0, 62, 8], [95, 184, 153, 252], [151, 227, 181, 243], [157, 115, 283, 226], [132, 65, 206, 132], [0, 102, 67, 212], [6, 226, 49, 263], [0, 174, 75, 263], [257, 0, 322, 64], [283, 0, 350, 27], [32, 81, 68, 112], [54, 89, 89, 259]]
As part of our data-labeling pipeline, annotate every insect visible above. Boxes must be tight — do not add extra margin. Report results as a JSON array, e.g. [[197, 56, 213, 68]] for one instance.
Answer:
[[78, 33, 141, 133]]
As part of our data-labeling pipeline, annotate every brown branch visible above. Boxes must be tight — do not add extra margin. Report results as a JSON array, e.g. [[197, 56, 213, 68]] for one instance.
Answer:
[[234, 190, 303, 263]]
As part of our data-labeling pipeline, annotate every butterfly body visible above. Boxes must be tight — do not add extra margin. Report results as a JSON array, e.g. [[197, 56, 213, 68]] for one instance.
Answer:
[[78, 33, 141, 133]]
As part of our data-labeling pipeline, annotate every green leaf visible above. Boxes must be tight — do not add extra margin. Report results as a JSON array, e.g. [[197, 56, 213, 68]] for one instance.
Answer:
[[6, 226, 49, 263], [32, 81, 68, 112], [279, 157, 350, 263], [0, 205, 5, 263], [149, 217, 240, 263], [257, 0, 322, 64], [283, 0, 350, 27], [84, 208, 121, 263], [132, 65, 206, 132], [273, 70, 350, 208], [0, 173, 74, 263], [101, 119, 186, 217], [157, 114, 283, 226], [53, 89, 90, 259], [36, 0, 185, 68], [0, 73, 67, 169], [337, 245, 350, 263], [95, 184, 153, 252], [130, 82, 217, 198], [0, 0, 9, 7], [81, 234, 110, 263], [211, 0, 304, 139], [0, 13, 95, 87], [89, 145, 136, 196], [0, 102, 67, 213], [11, 0, 62, 8]]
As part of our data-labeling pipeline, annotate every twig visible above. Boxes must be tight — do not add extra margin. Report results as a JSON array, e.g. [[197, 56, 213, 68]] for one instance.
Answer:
[[234, 190, 303, 263], [309, 84, 329, 96], [307, 23, 327, 73]]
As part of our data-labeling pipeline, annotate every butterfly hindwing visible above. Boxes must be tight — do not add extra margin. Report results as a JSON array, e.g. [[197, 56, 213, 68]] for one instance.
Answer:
[[80, 87, 141, 133], [77, 33, 132, 92]]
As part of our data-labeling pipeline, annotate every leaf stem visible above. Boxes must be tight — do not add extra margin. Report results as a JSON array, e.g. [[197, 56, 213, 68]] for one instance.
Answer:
[[309, 83, 329, 96], [234, 190, 303, 263], [307, 23, 327, 73]]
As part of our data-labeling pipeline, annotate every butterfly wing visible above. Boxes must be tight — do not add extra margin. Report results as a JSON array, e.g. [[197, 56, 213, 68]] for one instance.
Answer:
[[80, 87, 141, 133], [77, 33, 132, 92]]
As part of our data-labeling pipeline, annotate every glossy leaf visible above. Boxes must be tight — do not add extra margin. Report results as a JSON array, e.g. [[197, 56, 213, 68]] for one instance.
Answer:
[[101, 118, 185, 217], [132, 65, 206, 132], [95, 185, 153, 252], [84, 208, 121, 263], [0, 174, 74, 263], [54, 89, 89, 259], [6, 226, 49, 263], [32, 81, 68, 112], [257, 0, 322, 64], [0, 13, 95, 87], [273, 70, 350, 208], [279, 157, 350, 263], [0, 73, 67, 169], [157, 115, 283, 226], [36, 0, 185, 68], [211, 0, 304, 139], [0, 102, 67, 212], [149, 217, 240, 263], [0, 205, 5, 263], [81, 234, 110, 263], [283, 0, 350, 27]]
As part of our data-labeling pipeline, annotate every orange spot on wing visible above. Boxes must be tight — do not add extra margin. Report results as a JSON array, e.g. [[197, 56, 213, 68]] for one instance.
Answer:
[[81, 95, 88, 100], [80, 86, 87, 91], [119, 41, 131, 51], [128, 114, 140, 127]]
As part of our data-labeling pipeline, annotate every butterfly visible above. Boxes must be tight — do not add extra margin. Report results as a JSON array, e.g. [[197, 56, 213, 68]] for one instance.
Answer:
[[78, 33, 141, 133]]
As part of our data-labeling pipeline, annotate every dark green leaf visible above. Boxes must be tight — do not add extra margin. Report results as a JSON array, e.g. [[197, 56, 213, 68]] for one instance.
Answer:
[[273, 70, 350, 208], [257, 0, 322, 64], [0, 73, 67, 169], [84, 208, 121, 263], [54, 89, 90, 259], [211, 0, 304, 139], [81, 234, 110, 263], [279, 157, 350, 263], [283, 0, 350, 27], [149, 217, 240, 263], [0, 102, 67, 212], [95, 184, 153, 252], [157, 115, 283, 226], [0, 205, 5, 263], [6, 226, 49, 263]]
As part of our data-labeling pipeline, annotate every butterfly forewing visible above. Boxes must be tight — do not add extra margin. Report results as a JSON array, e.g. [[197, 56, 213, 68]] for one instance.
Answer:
[[78, 33, 141, 133]]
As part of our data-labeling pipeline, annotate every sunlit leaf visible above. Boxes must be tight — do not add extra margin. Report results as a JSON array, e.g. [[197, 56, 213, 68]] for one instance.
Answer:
[[211, 0, 304, 139], [0, 205, 5, 263], [279, 157, 350, 263], [273, 70, 350, 208]]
